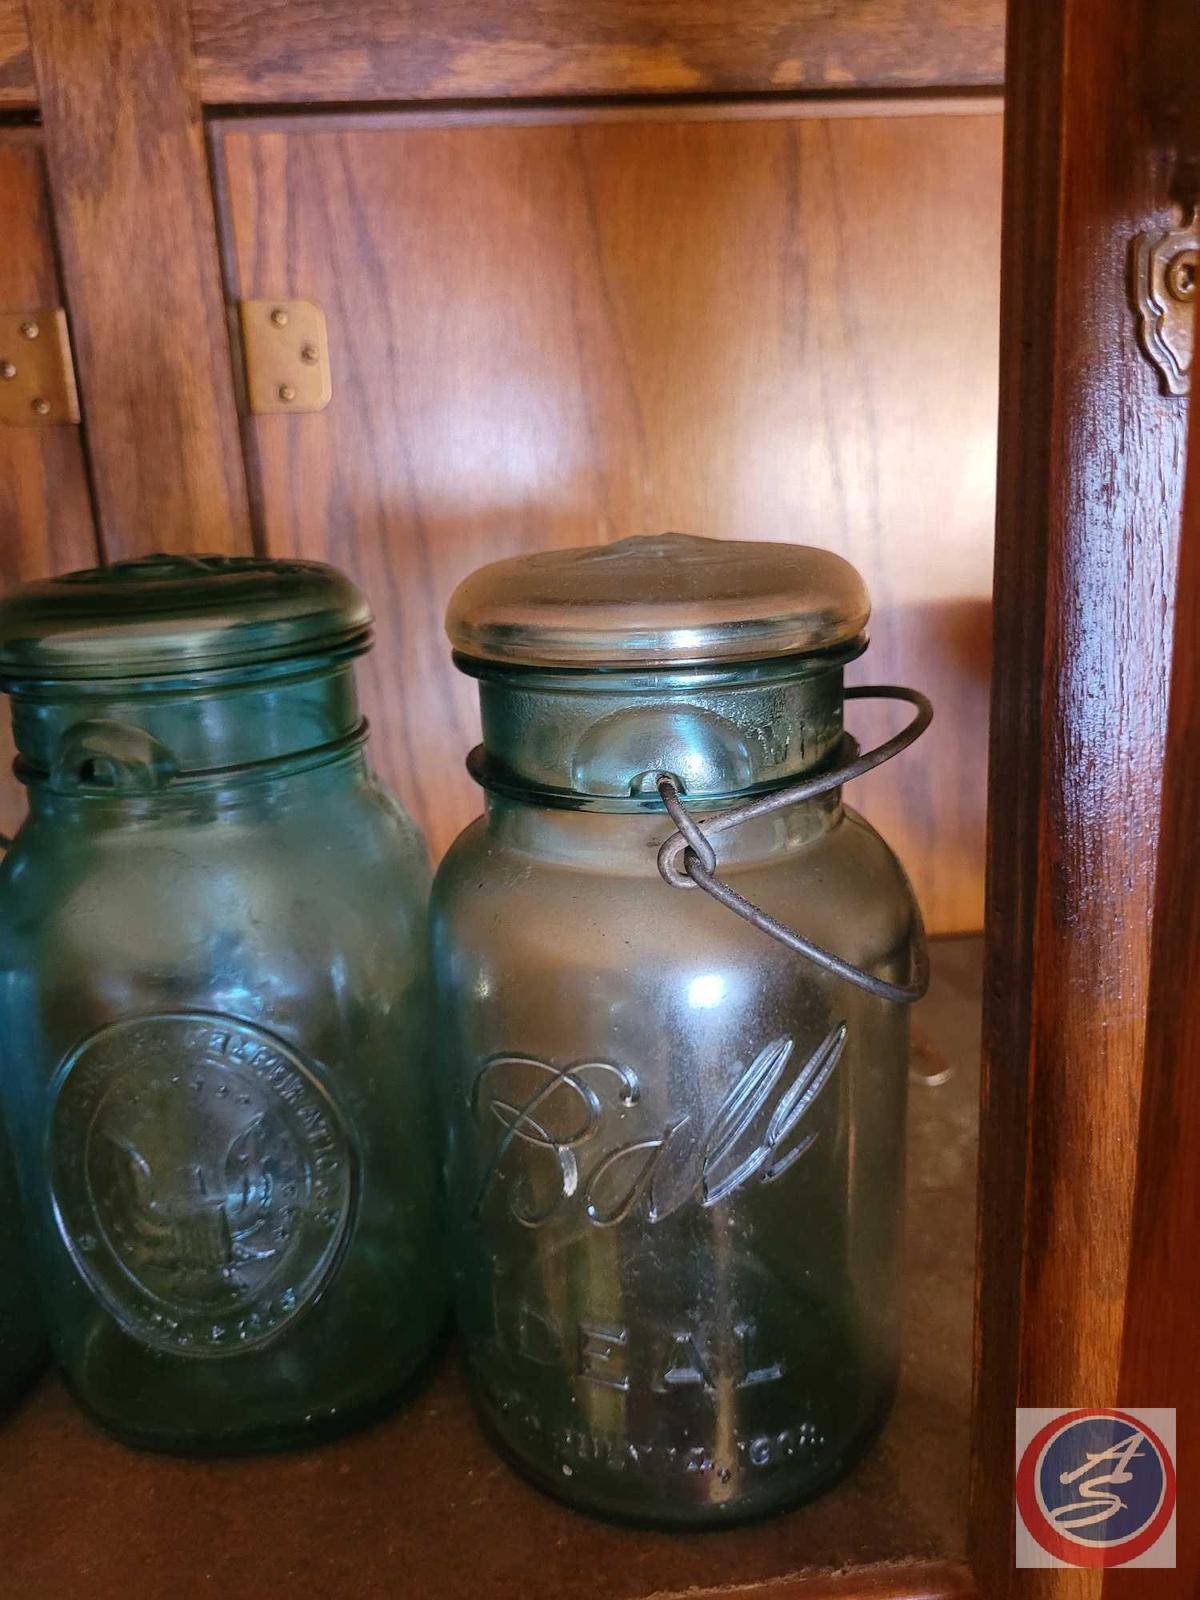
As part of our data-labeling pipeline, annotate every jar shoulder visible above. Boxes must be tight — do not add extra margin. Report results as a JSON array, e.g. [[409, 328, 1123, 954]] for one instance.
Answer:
[[433, 803, 912, 903], [0, 776, 431, 971], [432, 804, 915, 981]]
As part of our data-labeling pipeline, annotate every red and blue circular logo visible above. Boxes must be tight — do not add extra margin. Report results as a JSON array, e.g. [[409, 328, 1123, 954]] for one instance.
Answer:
[[1016, 1409, 1176, 1568]]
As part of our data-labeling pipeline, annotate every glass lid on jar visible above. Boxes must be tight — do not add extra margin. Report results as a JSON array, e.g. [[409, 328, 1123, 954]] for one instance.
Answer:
[[0, 554, 372, 681], [446, 532, 870, 669]]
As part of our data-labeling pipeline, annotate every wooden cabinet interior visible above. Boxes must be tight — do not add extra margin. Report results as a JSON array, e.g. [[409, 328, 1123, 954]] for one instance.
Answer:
[[213, 103, 1000, 931], [1, 0, 1198, 1594]]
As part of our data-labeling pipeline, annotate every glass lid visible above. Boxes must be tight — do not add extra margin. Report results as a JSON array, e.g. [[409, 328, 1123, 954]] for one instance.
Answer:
[[446, 532, 870, 669], [0, 554, 372, 681]]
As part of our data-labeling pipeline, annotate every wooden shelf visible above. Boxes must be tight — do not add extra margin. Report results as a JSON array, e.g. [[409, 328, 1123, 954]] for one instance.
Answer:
[[0, 938, 980, 1600]]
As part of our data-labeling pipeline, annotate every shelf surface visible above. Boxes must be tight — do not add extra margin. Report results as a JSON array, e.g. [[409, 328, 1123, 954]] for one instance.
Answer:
[[0, 938, 981, 1600]]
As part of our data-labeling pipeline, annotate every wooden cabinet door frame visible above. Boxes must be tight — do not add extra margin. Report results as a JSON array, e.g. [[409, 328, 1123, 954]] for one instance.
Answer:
[[973, 0, 1200, 1593], [9, 0, 1200, 1594]]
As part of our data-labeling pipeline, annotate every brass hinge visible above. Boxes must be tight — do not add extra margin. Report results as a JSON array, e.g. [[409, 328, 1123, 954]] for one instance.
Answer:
[[1132, 212, 1198, 396], [0, 309, 80, 426], [237, 299, 332, 415]]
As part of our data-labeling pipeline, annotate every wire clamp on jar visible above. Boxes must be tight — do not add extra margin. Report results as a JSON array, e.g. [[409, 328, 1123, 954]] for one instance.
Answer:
[[656, 685, 934, 1004]]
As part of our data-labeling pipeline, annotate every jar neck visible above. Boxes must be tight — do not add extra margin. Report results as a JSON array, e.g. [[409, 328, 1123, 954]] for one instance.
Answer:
[[7, 652, 365, 799], [22, 741, 370, 828], [484, 789, 842, 868], [463, 652, 855, 812]]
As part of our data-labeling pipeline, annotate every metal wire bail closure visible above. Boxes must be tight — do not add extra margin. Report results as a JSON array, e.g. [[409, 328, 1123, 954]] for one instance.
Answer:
[[655, 685, 933, 1005]]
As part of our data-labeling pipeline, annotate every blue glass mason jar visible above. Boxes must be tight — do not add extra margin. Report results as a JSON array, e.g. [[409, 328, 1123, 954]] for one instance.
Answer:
[[432, 534, 930, 1526], [0, 1109, 43, 1409], [0, 555, 445, 1452]]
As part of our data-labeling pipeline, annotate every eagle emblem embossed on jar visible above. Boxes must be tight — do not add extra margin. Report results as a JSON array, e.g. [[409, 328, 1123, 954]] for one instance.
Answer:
[[432, 533, 930, 1525]]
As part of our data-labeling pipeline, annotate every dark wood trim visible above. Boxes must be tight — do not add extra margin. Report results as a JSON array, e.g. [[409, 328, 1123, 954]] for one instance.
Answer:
[[0, 119, 42, 144], [688, 1562, 975, 1599], [0, 0, 31, 104], [0, 127, 99, 574], [1105, 290, 1200, 1600], [970, 0, 1195, 1592], [190, 0, 1004, 107], [0, 130, 100, 832], [4, 1, 1006, 110], [207, 90, 1003, 138], [23, 0, 253, 557]]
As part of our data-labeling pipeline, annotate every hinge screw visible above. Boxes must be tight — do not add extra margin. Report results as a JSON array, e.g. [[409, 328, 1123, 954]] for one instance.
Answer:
[[1167, 250, 1197, 302], [269, 307, 289, 327], [31, 397, 50, 416], [0, 361, 15, 380], [299, 343, 319, 364], [277, 383, 297, 403], [19, 320, 38, 340]]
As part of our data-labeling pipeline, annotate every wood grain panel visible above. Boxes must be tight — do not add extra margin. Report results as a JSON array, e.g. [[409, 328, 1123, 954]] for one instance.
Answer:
[[0, 0, 32, 104], [969, 0, 1194, 1591], [0, 134, 98, 833], [25, 0, 252, 558], [192, 0, 1004, 105], [215, 108, 1000, 932]]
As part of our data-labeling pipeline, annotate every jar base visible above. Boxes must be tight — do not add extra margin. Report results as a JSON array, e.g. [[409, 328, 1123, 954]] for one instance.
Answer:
[[467, 1375, 898, 1531], [64, 1319, 450, 1458], [0, 1345, 49, 1420]]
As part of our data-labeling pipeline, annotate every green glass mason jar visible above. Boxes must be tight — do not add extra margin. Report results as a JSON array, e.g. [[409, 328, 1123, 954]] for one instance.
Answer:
[[0, 1109, 43, 1409], [432, 534, 930, 1526], [0, 555, 445, 1452]]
